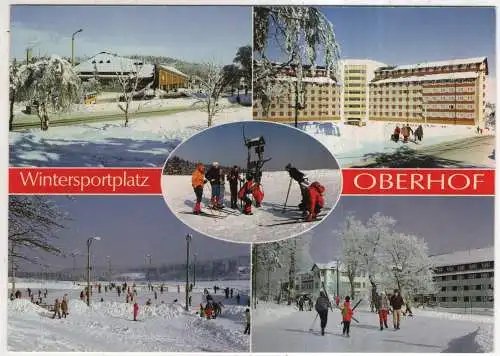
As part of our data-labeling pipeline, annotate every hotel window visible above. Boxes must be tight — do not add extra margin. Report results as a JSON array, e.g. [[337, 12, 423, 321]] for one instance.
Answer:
[[279, 112, 284, 116], [464, 285, 469, 291], [475, 285, 482, 290], [440, 297, 447, 302], [475, 273, 482, 279], [464, 296, 470, 302], [452, 275, 458, 280], [270, 112, 276, 116], [452, 286, 458, 291], [452, 297, 458, 302], [441, 286, 446, 292], [476, 296, 483, 302]]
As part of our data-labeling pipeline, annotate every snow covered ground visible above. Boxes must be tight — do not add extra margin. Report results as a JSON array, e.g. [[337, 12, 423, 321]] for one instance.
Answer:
[[252, 303, 494, 352], [10, 107, 251, 167], [8, 279, 250, 352], [296, 121, 493, 167], [162, 169, 342, 243]]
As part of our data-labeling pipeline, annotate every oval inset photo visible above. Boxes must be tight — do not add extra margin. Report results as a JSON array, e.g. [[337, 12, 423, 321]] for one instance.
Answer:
[[161, 121, 342, 243]]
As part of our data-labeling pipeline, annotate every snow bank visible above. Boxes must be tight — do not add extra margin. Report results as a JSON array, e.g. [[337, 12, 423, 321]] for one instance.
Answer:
[[475, 323, 494, 352], [219, 305, 246, 324], [90, 301, 185, 320], [414, 309, 494, 324], [8, 299, 47, 316], [68, 299, 90, 315], [253, 302, 298, 326]]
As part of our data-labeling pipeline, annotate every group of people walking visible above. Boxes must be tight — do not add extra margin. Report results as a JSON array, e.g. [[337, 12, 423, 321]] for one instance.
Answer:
[[391, 124, 424, 143]]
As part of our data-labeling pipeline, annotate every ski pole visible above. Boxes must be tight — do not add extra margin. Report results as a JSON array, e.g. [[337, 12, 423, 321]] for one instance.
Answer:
[[282, 178, 293, 212], [309, 313, 319, 331]]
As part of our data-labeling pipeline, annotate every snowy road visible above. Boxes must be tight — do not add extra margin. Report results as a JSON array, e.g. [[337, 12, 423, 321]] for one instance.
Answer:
[[347, 135, 496, 168], [252, 308, 492, 353], [162, 170, 342, 243], [8, 280, 250, 352]]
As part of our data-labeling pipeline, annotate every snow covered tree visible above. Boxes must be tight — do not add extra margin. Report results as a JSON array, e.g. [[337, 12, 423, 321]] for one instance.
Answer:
[[233, 45, 252, 94], [259, 79, 289, 119], [115, 60, 154, 127], [8, 196, 69, 291], [14, 56, 81, 131], [9, 59, 21, 131], [252, 242, 283, 305], [485, 102, 495, 129], [195, 61, 232, 127], [222, 64, 242, 96], [337, 214, 368, 299], [253, 6, 341, 108], [378, 232, 436, 296]]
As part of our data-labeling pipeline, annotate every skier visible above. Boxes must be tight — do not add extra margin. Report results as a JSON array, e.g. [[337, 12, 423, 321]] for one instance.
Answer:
[[98, 284, 102, 294], [403, 295, 414, 317], [391, 126, 401, 142], [199, 303, 205, 318], [315, 291, 331, 336], [219, 168, 226, 209], [44, 289, 48, 298], [154, 290, 158, 300], [15, 290, 22, 299], [191, 163, 207, 215], [52, 298, 62, 319], [236, 293, 241, 305], [298, 296, 304, 311], [117, 286, 121, 297], [305, 182, 325, 222], [238, 174, 255, 215], [228, 166, 244, 209], [80, 290, 85, 301], [205, 304, 213, 319], [27, 288, 32, 298], [414, 125, 423, 142], [335, 295, 341, 307], [243, 308, 250, 334], [205, 162, 222, 209], [230, 288, 234, 298], [285, 163, 309, 213], [146, 298, 152, 306], [61, 296, 69, 318], [188, 295, 192, 307], [401, 125, 413, 143], [378, 292, 390, 330], [160, 284, 164, 294], [390, 289, 404, 330], [341, 296, 353, 337], [133, 302, 139, 321]]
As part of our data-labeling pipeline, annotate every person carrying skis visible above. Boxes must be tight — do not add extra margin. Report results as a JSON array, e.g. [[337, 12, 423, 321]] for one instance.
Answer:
[[133, 302, 139, 321], [315, 291, 331, 336], [390, 289, 404, 330], [238, 174, 255, 215], [228, 166, 244, 209], [205, 162, 222, 209], [341, 296, 353, 337], [243, 308, 250, 334], [191, 163, 207, 215], [305, 182, 325, 222], [378, 291, 390, 330], [392, 126, 401, 142], [285, 163, 309, 213]]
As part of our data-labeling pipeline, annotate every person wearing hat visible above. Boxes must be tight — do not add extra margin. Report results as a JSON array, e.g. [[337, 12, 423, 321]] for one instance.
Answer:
[[315, 291, 331, 336], [341, 296, 353, 337], [205, 162, 222, 209], [191, 163, 207, 215], [390, 289, 404, 330], [228, 166, 243, 209], [378, 291, 390, 330]]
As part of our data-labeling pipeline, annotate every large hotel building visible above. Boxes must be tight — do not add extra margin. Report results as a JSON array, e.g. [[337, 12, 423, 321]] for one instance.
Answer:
[[254, 57, 489, 126]]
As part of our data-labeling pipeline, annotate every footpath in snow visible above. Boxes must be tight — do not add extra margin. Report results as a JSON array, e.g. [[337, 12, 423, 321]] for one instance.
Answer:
[[252, 303, 493, 353], [10, 106, 251, 167], [8, 279, 250, 352], [162, 170, 342, 243]]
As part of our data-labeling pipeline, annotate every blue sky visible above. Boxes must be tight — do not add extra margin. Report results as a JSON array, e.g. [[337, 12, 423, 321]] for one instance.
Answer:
[[264, 7, 495, 75], [10, 6, 251, 63], [18, 196, 249, 272], [309, 196, 494, 263], [170, 121, 339, 171]]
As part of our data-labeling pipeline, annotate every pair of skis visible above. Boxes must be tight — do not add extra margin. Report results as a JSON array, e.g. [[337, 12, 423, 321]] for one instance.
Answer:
[[321, 282, 361, 324]]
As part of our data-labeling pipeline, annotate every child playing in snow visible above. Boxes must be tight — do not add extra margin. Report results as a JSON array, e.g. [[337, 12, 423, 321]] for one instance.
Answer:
[[341, 296, 353, 337]]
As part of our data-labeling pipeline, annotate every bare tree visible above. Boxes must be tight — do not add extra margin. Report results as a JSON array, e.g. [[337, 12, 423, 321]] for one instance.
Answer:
[[9, 196, 70, 291], [115, 60, 155, 127], [195, 62, 232, 127]]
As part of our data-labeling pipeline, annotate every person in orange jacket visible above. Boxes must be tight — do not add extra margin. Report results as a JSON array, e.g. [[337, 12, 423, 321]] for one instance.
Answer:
[[306, 182, 325, 222], [341, 296, 353, 337], [191, 163, 207, 215], [133, 302, 139, 321]]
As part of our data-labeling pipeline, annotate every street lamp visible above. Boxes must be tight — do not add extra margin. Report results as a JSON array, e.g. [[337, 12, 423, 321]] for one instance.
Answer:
[[71, 29, 83, 67], [185, 233, 192, 311], [145, 254, 152, 283], [70, 251, 79, 282], [106, 255, 111, 281], [86, 236, 101, 306], [193, 253, 198, 287]]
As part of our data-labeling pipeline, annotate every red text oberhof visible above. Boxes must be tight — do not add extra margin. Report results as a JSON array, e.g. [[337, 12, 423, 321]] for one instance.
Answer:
[[342, 169, 494, 195]]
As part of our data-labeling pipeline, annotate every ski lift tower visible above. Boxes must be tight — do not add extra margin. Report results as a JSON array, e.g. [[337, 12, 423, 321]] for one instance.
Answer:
[[244, 135, 271, 184]]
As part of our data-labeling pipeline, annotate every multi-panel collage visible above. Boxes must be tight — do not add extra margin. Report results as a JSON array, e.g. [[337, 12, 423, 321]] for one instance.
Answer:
[[5, 4, 495, 354]]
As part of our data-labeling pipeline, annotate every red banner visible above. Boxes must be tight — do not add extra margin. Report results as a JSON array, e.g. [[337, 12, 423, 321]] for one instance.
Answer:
[[8, 168, 495, 195]]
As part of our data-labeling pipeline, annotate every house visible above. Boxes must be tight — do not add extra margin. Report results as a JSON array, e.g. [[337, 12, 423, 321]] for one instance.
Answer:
[[156, 64, 188, 91]]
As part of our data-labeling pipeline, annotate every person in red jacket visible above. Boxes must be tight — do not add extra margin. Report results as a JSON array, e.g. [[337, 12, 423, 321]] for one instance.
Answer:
[[133, 302, 139, 321], [306, 182, 325, 222], [238, 175, 255, 215], [392, 126, 401, 142], [341, 296, 353, 337], [335, 295, 341, 306]]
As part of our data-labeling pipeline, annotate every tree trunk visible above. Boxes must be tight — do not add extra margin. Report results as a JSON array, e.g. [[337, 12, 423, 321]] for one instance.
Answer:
[[266, 268, 271, 300], [349, 276, 355, 300], [124, 101, 130, 127], [207, 112, 213, 127], [9, 94, 14, 132], [251, 245, 257, 308]]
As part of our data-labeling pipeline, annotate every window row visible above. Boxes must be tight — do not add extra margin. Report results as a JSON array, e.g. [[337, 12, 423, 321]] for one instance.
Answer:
[[440, 283, 493, 292], [435, 272, 493, 281], [426, 112, 475, 119], [439, 296, 492, 303]]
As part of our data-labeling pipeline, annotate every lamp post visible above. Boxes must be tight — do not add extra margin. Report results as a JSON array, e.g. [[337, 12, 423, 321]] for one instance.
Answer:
[[145, 254, 152, 284], [71, 29, 83, 67], [185, 233, 192, 311], [336, 259, 340, 298], [106, 255, 111, 281], [86, 236, 101, 306], [193, 253, 198, 287]]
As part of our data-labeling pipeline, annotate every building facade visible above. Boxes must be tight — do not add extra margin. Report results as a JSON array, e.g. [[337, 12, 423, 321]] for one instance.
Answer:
[[253, 64, 341, 122], [430, 247, 494, 308], [253, 57, 488, 126], [157, 65, 188, 91]]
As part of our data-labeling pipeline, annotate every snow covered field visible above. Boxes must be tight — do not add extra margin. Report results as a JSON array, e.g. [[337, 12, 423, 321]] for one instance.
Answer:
[[8, 279, 250, 352], [10, 107, 251, 167], [297, 121, 492, 167], [162, 169, 342, 243], [252, 303, 494, 352]]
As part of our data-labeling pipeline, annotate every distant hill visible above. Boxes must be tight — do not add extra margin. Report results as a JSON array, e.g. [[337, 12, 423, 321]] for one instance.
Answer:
[[163, 156, 237, 175]]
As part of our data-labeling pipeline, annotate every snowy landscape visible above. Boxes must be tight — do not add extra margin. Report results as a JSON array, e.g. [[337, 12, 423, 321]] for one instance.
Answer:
[[162, 169, 342, 243], [8, 278, 250, 352], [252, 302, 493, 353], [10, 104, 251, 167]]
